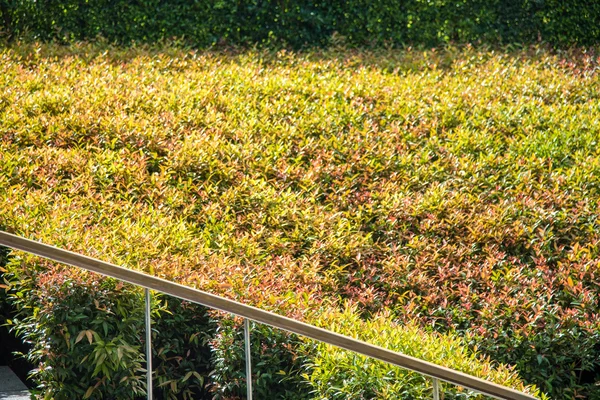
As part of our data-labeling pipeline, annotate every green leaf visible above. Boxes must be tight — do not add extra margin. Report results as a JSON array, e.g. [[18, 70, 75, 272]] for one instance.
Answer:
[[182, 371, 193, 382], [83, 386, 95, 399]]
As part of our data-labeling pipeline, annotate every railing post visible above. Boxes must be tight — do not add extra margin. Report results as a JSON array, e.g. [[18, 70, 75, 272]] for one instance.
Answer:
[[244, 318, 253, 400], [145, 288, 153, 400], [432, 378, 440, 400]]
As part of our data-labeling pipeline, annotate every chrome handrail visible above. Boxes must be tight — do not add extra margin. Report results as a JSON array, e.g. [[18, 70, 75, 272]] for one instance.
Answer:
[[0, 231, 537, 400]]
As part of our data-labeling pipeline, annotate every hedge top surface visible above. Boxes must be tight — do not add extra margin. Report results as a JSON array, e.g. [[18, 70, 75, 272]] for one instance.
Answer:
[[1, 42, 599, 397]]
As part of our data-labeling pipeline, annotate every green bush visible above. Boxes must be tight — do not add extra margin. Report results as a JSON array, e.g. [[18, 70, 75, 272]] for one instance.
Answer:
[[304, 305, 545, 399], [209, 316, 310, 399], [0, 242, 16, 366], [148, 295, 214, 400], [5, 259, 146, 399], [2, 253, 215, 399], [1, 0, 599, 47]]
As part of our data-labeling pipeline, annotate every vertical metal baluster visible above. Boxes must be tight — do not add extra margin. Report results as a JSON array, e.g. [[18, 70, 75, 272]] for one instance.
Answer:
[[432, 378, 440, 400], [244, 318, 253, 400], [145, 288, 153, 400]]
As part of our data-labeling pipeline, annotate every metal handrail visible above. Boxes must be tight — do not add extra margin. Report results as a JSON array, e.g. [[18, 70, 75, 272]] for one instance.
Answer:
[[0, 231, 537, 400]]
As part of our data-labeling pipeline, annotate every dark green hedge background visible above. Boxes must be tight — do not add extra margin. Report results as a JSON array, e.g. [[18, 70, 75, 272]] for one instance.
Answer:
[[1, 0, 599, 47]]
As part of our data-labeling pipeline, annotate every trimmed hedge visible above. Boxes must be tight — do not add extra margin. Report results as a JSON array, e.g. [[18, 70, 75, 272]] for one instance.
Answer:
[[1, 0, 600, 47], [3, 42, 598, 397]]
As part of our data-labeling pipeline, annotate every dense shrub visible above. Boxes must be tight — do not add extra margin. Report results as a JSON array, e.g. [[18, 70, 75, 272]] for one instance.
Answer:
[[2, 43, 599, 397], [0, 243, 16, 366], [149, 295, 214, 399], [209, 316, 310, 399], [305, 305, 545, 399], [1, 0, 599, 47], [2, 254, 215, 399], [4, 258, 146, 399]]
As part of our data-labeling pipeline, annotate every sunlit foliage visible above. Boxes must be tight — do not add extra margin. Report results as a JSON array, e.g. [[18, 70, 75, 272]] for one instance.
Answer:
[[1, 42, 599, 398]]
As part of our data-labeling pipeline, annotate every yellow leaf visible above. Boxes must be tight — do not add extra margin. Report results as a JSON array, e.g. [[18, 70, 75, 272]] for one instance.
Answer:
[[567, 276, 574, 287], [75, 330, 86, 344], [85, 330, 94, 345]]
